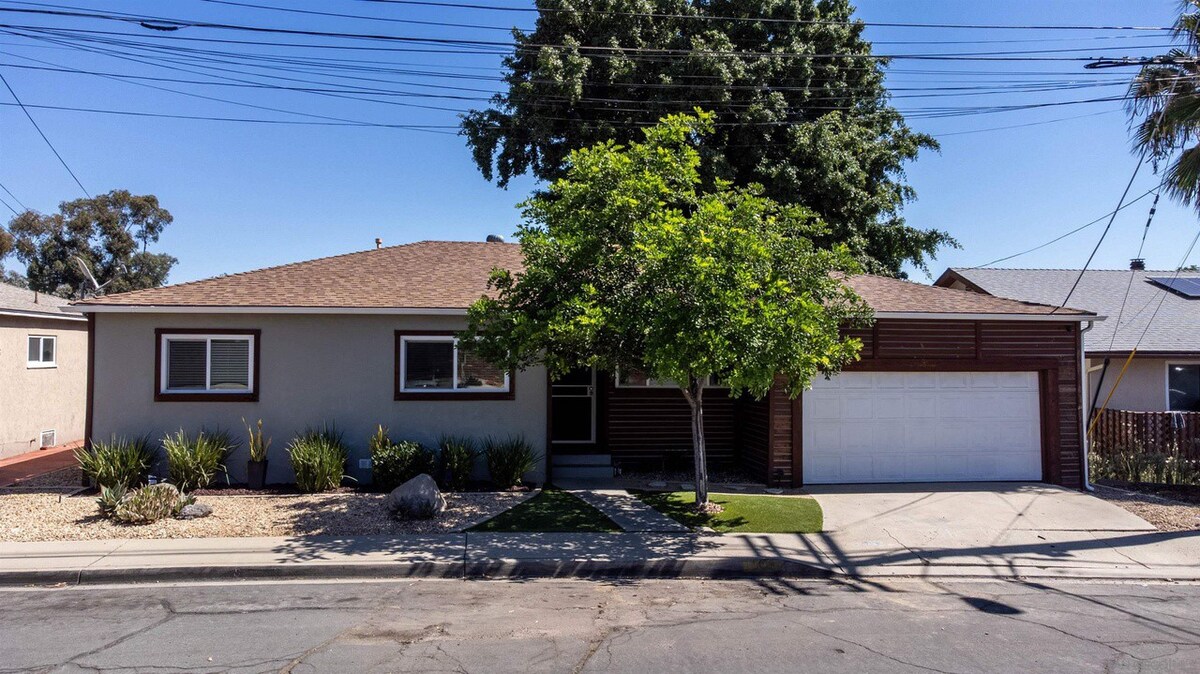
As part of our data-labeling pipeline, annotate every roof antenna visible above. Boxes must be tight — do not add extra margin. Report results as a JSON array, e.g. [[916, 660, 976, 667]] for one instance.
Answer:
[[375, 238, 382, 250]]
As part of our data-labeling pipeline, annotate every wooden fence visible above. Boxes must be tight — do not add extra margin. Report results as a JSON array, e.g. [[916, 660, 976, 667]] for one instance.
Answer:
[[1090, 409, 1200, 459]]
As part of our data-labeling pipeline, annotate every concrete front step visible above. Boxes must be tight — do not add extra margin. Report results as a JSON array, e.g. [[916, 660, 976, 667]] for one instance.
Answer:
[[552, 465, 615, 480]]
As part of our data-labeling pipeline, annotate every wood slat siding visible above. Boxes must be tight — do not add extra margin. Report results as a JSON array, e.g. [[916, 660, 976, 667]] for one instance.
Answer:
[[603, 379, 738, 471], [737, 395, 771, 480], [1092, 409, 1200, 459], [760, 319, 1084, 489]]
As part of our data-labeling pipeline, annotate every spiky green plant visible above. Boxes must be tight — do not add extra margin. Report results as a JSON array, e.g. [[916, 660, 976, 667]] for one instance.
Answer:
[[111, 483, 185, 524], [287, 424, 349, 493], [483, 436, 540, 490], [96, 484, 128, 518], [369, 425, 437, 491], [162, 429, 236, 492], [439, 435, 477, 492], [243, 418, 272, 463], [75, 436, 154, 490]]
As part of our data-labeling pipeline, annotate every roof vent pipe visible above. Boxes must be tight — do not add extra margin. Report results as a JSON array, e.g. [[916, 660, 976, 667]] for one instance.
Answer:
[[1130, 258, 1146, 271], [375, 238, 382, 249], [486, 234, 506, 243]]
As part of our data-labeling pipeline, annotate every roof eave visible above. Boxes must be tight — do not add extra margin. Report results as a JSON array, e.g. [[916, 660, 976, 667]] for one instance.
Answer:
[[0, 308, 87, 322], [874, 311, 1101, 322]]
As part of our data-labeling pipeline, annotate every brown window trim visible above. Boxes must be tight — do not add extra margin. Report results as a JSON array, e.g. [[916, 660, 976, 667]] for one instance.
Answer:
[[154, 328, 261, 403], [394, 330, 515, 401]]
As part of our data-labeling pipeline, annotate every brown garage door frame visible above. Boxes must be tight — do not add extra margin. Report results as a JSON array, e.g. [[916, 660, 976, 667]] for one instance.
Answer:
[[790, 358, 1061, 486]]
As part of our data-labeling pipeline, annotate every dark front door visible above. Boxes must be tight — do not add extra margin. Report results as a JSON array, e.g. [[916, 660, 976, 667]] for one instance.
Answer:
[[551, 367, 596, 444]]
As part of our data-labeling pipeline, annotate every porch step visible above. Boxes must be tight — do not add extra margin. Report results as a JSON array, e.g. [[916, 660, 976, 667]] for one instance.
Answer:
[[553, 465, 616, 480], [552, 454, 612, 467]]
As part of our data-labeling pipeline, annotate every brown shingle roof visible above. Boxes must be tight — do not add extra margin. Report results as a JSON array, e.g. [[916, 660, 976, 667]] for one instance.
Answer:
[[74, 240, 1091, 318], [843, 274, 1092, 317], [76, 241, 524, 309]]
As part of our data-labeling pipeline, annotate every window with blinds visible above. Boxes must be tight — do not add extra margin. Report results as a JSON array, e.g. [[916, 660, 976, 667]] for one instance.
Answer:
[[160, 333, 255, 396]]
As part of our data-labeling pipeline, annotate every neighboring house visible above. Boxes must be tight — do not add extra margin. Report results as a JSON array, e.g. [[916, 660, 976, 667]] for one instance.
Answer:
[[72, 240, 1096, 488], [0, 284, 88, 459], [936, 265, 1200, 415]]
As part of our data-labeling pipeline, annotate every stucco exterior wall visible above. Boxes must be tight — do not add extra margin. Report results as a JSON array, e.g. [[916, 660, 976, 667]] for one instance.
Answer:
[[0, 316, 88, 459], [1087, 357, 1174, 412], [91, 313, 548, 484]]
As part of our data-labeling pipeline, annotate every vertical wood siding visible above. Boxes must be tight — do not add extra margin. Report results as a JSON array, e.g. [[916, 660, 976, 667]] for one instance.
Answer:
[[603, 377, 738, 471]]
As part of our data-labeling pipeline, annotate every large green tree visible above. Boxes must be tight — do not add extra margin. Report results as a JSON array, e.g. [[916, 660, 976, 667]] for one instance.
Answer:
[[4, 190, 176, 298], [464, 113, 870, 506], [1130, 0, 1200, 210], [462, 0, 950, 275]]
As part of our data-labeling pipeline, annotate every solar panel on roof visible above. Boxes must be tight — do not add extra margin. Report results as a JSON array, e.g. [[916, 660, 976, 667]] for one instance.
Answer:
[[1148, 276, 1200, 298]]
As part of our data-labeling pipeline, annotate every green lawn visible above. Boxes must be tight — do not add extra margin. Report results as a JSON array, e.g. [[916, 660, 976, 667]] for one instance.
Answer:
[[634, 491, 823, 533], [469, 488, 621, 533]]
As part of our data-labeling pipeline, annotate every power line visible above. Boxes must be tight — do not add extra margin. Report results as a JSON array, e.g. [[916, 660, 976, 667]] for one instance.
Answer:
[[0, 179, 26, 210], [967, 188, 1158, 268], [0, 70, 87, 196]]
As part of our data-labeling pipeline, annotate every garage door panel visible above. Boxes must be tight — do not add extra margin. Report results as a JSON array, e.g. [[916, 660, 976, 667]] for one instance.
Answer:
[[803, 371, 1042, 484]]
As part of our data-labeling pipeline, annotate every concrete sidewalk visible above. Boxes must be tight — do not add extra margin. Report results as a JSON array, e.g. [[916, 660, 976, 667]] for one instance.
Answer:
[[2, 527, 1198, 585]]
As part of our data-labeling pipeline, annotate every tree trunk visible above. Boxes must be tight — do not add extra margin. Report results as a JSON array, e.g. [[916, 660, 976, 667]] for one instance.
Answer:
[[682, 377, 708, 505]]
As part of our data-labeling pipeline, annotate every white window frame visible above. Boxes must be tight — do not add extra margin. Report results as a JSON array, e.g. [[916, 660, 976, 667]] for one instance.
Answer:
[[26, 335, 56, 369], [1165, 361, 1200, 411], [159, 333, 255, 395], [398, 335, 510, 394], [614, 371, 726, 389]]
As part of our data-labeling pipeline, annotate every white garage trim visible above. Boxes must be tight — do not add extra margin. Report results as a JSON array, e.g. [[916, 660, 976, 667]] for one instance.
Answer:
[[802, 371, 1044, 484]]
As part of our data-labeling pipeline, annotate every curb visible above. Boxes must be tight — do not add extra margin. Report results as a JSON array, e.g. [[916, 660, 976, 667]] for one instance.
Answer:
[[0, 556, 833, 587]]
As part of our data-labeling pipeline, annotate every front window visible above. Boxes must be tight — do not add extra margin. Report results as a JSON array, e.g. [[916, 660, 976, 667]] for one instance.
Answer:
[[27, 335, 56, 368], [398, 335, 510, 394], [1168, 363, 1200, 411], [159, 332, 256, 397]]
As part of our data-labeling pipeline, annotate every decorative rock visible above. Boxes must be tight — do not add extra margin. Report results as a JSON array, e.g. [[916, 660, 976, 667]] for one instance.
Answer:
[[647, 480, 668, 489], [765, 488, 784, 495], [386, 474, 447, 520], [177, 502, 213, 520]]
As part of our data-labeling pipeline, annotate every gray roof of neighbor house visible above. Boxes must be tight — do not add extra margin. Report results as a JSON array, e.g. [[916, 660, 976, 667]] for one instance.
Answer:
[[0, 283, 82, 321], [71, 239, 1092, 320], [937, 267, 1200, 354]]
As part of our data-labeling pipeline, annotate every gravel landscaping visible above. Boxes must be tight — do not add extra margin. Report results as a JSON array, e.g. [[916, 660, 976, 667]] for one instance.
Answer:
[[1093, 484, 1200, 532], [0, 472, 536, 542]]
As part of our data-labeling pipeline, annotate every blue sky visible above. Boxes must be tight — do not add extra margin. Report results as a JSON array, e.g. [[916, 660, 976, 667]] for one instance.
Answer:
[[0, 0, 1192, 283]]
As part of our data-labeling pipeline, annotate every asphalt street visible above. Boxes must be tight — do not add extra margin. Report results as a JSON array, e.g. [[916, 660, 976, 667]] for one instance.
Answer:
[[1, 577, 1197, 672]]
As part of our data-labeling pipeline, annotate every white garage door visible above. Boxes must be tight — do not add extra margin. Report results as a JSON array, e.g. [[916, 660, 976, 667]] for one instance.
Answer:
[[803, 371, 1042, 484]]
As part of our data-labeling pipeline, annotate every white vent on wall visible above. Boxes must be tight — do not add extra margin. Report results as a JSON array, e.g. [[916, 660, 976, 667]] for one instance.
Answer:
[[39, 430, 55, 448]]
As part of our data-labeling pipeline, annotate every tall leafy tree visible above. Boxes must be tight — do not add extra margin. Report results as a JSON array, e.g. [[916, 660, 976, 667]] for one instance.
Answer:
[[462, 0, 951, 275], [1130, 0, 1200, 210], [464, 113, 870, 507], [0, 227, 22, 287], [5, 190, 176, 298]]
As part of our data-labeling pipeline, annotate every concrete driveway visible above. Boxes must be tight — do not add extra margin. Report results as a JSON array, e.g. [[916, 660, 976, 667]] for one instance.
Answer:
[[804, 483, 1200, 579]]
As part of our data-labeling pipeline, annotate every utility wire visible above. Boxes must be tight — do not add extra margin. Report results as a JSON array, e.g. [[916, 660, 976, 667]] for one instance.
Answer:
[[1107, 184, 1162, 350], [0, 178, 26, 210], [0, 70, 87, 196]]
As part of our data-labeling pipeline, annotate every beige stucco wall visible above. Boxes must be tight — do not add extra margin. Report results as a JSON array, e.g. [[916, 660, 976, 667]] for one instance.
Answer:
[[1086, 357, 1178, 412], [0, 316, 88, 459], [91, 312, 548, 484]]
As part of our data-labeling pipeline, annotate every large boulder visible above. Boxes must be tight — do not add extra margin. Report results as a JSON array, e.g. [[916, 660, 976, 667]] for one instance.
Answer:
[[385, 474, 447, 520]]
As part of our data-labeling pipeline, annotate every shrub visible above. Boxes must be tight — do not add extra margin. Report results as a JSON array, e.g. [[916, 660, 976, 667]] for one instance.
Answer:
[[75, 436, 155, 490], [439, 435, 477, 492], [111, 483, 188, 524], [370, 425, 437, 491], [162, 429, 236, 492], [1090, 441, 1200, 485], [483, 435, 541, 489], [243, 418, 272, 462], [96, 484, 127, 518], [287, 425, 349, 493]]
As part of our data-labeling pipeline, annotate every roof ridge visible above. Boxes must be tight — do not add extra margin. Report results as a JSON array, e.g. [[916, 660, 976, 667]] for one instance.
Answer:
[[955, 267, 1198, 273], [78, 239, 519, 304], [865, 272, 1080, 313]]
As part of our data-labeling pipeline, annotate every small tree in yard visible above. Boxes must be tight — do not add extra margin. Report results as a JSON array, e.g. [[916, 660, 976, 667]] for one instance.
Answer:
[[464, 112, 872, 510]]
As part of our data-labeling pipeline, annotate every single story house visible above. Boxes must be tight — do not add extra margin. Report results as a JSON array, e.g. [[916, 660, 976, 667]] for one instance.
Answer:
[[72, 240, 1097, 488], [936, 264, 1200, 415], [0, 283, 88, 459]]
